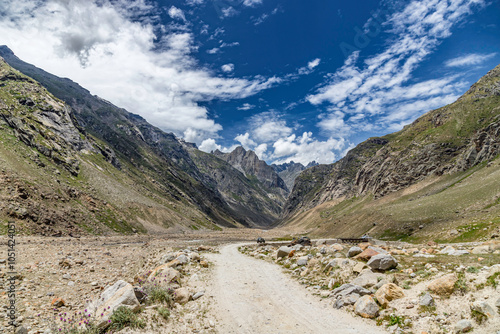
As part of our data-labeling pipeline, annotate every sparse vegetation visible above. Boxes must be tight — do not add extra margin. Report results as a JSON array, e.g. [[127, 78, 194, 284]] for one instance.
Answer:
[[108, 306, 146, 331]]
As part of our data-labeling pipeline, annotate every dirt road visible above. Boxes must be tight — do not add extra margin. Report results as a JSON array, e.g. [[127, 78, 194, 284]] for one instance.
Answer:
[[205, 244, 386, 334]]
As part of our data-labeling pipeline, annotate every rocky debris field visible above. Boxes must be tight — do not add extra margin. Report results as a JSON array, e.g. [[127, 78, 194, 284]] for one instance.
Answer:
[[0, 230, 277, 334], [240, 239, 500, 334]]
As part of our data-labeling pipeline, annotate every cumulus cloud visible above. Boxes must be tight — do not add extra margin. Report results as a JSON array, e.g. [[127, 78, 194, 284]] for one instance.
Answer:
[[221, 63, 235, 72], [308, 0, 485, 134], [445, 52, 497, 67], [0, 0, 280, 145]]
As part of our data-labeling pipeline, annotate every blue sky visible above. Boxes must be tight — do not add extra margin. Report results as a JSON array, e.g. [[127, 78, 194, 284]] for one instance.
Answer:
[[0, 0, 499, 164]]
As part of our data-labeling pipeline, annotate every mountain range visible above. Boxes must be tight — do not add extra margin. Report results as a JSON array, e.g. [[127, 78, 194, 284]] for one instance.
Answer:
[[1, 45, 499, 242]]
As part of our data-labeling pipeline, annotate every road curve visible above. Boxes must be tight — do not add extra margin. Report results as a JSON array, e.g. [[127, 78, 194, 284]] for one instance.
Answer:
[[205, 243, 387, 334]]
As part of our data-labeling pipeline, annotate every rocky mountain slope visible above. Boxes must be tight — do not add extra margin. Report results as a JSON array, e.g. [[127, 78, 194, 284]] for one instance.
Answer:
[[271, 160, 318, 191], [282, 64, 500, 242], [0, 46, 286, 234]]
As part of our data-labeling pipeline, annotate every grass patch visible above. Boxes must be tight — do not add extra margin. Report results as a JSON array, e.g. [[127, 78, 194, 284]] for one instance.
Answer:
[[455, 272, 468, 294], [157, 306, 170, 321], [108, 306, 146, 331], [144, 285, 174, 306], [471, 308, 488, 325], [486, 272, 500, 288]]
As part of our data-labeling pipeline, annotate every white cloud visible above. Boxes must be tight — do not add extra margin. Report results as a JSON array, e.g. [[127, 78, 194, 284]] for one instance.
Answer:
[[186, 0, 204, 5], [308, 0, 485, 135], [308, 58, 321, 69], [199, 138, 221, 152], [168, 6, 186, 21], [222, 7, 238, 18], [445, 52, 497, 67], [271, 132, 345, 165], [243, 0, 263, 7], [206, 47, 219, 54], [250, 112, 293, 142], [235, 133, 257, 149], [221, 63, 235, 72], [0, 0, 280, 145], [237, 103, 255, 110]]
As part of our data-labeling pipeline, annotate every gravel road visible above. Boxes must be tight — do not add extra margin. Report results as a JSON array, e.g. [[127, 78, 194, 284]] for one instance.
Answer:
[[205, 244, 387, 334]]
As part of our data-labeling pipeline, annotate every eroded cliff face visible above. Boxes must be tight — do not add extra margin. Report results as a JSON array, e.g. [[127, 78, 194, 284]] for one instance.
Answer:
[[283, 64, 500, 220], [0, 57, 93, 175], [214, 146, 289, 196]]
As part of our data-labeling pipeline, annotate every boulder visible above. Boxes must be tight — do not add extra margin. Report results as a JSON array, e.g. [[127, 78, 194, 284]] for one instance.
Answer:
[[189, 252, 200, 262], [176, 254, 189, 265], [351, 269, 379, 288], [173, 287, 191, 304], [419, 293, 435, 307], [332, 284, 371, 298], [367, 254, 398, 271], [471, 301, 496, 318], [454, 319, 473, 333], [354, 248, 379, 261], [315, 239, 327, 246], [297, 256, 308, 266], [148, 265, 181, 285], [347, 246, 363, 258], [471, 245, 490, 254], [374, 283, 405, 307], [277, 246, 292, 259], [354, 295, 379, 318], [91, 280, 141, 328], [427, 274, 457, 295], [331, 243, 344, 251], [352, 262, 367, 273]]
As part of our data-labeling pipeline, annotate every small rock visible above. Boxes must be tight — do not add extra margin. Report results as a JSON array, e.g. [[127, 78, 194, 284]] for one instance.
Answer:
[[354, 248, 379, 261], [192, 291, 205, 300], [50, 297, 65, 308], [200, 260, 209, 268], [297, 256, 308, 266], [174, 287, 191, 304], [62, 273, 71, 280], [427, 274, 457, 295], [419, 293, 435, 307], [15, 327, 28, 334], [189, 252, 201, 262], [176, 254, 189, 265], [454, 319, 473, 333], [354, 295, 379, 318], [347, 246, 363, 258], [374, 283, 405, 307], [471, 301, 496, 318], [277, 246, 292, 259], [367, 254, 398, 271]]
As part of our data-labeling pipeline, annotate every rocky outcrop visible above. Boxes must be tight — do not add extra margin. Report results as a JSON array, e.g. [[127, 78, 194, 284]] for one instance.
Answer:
[[214, 146, 288, 196], [271, 161, 318, 191], [0, 57, 93, 175]]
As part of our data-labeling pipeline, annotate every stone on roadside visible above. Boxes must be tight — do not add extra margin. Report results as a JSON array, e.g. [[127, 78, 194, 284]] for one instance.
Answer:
[[174, 287, 191, 304], [351, 269, 379, 288], [189, 252, 201, 262], [91, 280, 141, 328], [176, 254, 189, 265], [354, 295, 379, 318], [200, 260, 209, 268], [332, 284, 371, 299], [347, 246, 363, 258], [367, 254, 398, 271], [352, 262, 367, 273], [331, 243, 344, 251], [277, 246, 292, 259], [148, 264, 181, 285], [419, 293, 435, 307], [454, 319, 473, 333], [50, 297, 65, 308], [374, 283, 405, 307], [354, 248, 379, 261], [427, 274, 457, 295], [471, 301, 496, 318], [297, 256, 308, 266], [192, 291, 205, 300]]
